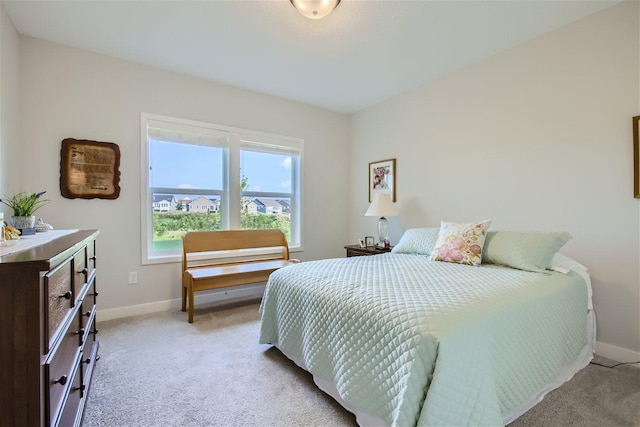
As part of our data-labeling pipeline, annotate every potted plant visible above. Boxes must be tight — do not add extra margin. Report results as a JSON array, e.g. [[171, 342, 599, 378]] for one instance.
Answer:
[[0, 191, 50, 229]]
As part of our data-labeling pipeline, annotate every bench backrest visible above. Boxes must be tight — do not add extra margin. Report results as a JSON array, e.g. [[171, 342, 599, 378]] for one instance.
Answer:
[[182, 229, 290, 270]]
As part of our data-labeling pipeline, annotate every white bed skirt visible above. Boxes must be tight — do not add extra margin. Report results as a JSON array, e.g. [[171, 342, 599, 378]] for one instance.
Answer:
[[277, 309, 596, 427]]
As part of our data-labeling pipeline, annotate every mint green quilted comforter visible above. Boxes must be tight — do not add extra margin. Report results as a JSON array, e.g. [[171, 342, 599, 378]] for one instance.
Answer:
[[259, 253, 590, 426]]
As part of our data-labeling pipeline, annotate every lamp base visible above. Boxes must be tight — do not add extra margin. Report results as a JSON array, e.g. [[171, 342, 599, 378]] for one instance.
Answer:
[[377, 216, 388, 245]]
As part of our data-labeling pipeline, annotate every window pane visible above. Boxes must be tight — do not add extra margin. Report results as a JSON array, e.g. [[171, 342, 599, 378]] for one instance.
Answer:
[[150, 139, 223, 189], [143, 113, 302, 263], [151, 193, 222, 252], [242, 197, 290, 241], [240, 150, 292, 193]]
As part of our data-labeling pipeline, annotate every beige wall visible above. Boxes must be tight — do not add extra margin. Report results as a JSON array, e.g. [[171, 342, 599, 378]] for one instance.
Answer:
[[17, 37, 350, 314], [350, 2, 640, 357], [0, 3, 20, 196]]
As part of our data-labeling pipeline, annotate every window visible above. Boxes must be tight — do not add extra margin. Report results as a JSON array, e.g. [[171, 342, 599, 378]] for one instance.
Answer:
[[141, 113, 303, 263]]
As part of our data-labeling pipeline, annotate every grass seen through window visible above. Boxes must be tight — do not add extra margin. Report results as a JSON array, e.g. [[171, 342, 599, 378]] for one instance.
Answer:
[[152, 212, 290, 251]]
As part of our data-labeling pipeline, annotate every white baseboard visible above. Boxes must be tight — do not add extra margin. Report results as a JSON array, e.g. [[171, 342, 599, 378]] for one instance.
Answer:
[[97, 283, 266, 322], [595, 341, 640, 364]]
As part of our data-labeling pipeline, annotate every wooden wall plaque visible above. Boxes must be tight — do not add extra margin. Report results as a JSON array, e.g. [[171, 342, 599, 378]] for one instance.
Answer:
[[60, 138, 121, 199]]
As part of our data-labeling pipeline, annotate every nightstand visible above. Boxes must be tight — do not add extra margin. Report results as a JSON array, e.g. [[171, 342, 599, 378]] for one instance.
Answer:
[[344, 244, 392, 257]]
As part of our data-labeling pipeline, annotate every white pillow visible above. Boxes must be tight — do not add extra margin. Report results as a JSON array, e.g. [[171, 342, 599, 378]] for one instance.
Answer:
[[391, 227, 440, 256], [430, 219, 492, 266], [550, 253, 587, 274]]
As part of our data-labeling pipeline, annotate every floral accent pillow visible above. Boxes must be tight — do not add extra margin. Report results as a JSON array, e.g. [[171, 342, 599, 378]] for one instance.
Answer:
[[430, 220, 492, 266]]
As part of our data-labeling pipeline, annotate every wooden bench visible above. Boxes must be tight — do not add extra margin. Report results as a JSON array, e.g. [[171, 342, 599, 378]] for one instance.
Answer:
[[181, 229, 298, 323]]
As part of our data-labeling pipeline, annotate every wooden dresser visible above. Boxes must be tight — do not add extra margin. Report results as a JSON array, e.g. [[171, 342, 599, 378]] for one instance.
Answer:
[[0, 229, 100, 427]]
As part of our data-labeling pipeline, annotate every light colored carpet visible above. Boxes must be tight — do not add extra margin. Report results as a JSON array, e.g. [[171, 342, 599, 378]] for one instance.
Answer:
[[82, 301, 640, 427]]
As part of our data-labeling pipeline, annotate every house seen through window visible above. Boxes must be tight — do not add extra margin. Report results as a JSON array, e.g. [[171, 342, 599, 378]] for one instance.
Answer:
[[142, 113, 302, 263]]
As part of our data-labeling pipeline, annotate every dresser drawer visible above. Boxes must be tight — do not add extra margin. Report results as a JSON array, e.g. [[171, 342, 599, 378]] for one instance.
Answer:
[[79, 285, 98, 382], [73, 249, 88, 305], [44, 308, 83, 426], [82, 279, 98, 309], [80, 312, 99, 399], [44, 257, 75, 353], [76, 274, 95, 328], [80, 303, 97, 346], [58, 311, 98, 427], [57, 358, 83, 427], [87, 239, 97, 280]]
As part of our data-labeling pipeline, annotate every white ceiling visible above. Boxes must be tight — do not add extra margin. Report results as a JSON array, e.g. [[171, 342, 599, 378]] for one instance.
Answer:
[[3, 0, 620, 114]]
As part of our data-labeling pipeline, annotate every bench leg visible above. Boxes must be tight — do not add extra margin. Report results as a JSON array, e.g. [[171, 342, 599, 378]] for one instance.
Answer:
[[188, 286, 195, 323]]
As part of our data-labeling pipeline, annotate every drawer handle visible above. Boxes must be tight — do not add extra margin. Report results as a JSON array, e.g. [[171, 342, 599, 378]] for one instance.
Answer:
[[83, 311, 92, 317], [90, 255, 97, 261], [54, 375, 67, 386], [59, 291, 72, 300], [78, 268, 88, 275], [75, 328, 85, 335], [83, 357, 91, 365], [77, 383, 87, 398], [74, 384, 86, 392], [89, 291, 99, 297]]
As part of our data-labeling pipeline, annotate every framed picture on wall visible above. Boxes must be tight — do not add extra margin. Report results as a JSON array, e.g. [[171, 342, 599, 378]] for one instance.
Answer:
[[369, 158, 396, 202], [634, 116, 640, 198]]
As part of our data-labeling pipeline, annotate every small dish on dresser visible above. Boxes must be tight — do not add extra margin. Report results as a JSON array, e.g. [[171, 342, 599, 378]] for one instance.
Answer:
[[35, 218, 53, 232]]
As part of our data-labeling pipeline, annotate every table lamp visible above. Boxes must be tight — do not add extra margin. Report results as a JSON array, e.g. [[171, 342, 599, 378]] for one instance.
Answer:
[[365, 193, 398, 246]]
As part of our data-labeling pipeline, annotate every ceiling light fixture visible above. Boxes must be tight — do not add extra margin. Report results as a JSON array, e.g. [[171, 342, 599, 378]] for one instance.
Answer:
[[290, 0, 340, 19]]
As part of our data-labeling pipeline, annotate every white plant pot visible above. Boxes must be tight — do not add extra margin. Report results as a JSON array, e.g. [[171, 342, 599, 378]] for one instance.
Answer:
[[11, 215, 36, 229]]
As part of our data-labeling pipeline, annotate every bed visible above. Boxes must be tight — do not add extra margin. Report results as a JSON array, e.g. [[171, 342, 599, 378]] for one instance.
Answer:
[[259, 226, 595, 426]]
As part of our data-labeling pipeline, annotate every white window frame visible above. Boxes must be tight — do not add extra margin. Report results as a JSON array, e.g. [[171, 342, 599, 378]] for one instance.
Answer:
[[141, 112, 303, 265]]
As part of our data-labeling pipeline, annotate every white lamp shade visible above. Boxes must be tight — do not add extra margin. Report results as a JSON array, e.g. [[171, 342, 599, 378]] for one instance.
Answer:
[[290, 0, 340, 19], [365, 193, 398, 217]]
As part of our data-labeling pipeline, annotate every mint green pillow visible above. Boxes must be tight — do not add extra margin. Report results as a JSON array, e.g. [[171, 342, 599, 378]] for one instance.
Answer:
[[482, 231, 572, 272], [391, 227, 440, 256]]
